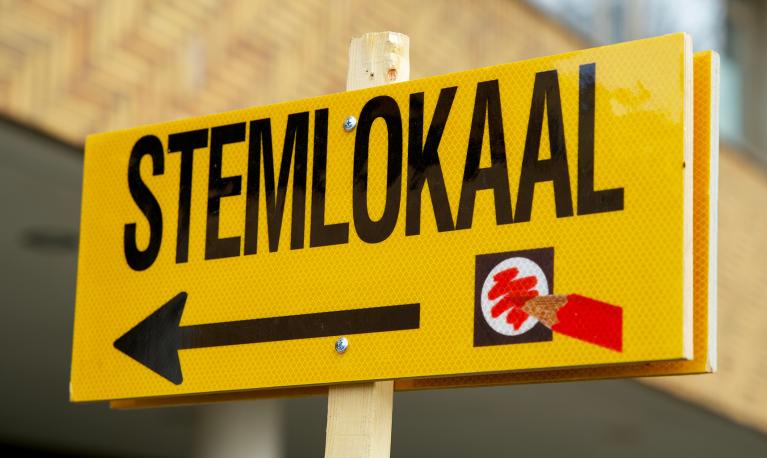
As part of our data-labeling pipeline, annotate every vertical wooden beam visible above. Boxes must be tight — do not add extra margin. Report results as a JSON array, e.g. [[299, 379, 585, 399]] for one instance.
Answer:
[[325, 380, 395, 458], [345, 31, 410, 90], [324, 31, 409, 458]]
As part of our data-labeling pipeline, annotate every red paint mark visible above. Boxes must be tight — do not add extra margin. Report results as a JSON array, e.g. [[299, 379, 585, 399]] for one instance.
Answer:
[[488, 268, 539, 329], [551, 294, 623, 352], [506, 306, 530, 330]]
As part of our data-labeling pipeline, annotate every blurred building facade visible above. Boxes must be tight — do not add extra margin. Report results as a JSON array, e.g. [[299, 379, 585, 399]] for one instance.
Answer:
[[0, 0, 765, 456]]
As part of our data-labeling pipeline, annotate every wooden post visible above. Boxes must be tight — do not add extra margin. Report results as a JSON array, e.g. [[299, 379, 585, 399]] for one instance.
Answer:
[[345, 31, 410, 90], [325, 380, 395, 458], [324, 31, 409, 458]]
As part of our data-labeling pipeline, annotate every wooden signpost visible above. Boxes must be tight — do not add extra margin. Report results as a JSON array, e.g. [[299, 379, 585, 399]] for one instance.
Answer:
[[325, 32, 408, 458], [70, 31, 718, 458]]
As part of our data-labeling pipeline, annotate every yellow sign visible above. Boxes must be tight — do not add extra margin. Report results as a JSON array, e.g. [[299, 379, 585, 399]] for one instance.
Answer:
[[71, 34, 707, 403], [111, 49, 718, 409]]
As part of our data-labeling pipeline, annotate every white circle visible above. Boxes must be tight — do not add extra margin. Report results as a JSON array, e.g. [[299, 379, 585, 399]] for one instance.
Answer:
[[480, 257, 548, 336]]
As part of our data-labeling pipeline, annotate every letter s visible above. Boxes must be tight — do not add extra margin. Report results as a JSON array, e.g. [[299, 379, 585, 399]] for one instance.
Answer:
[[124, 135, 164, 271]]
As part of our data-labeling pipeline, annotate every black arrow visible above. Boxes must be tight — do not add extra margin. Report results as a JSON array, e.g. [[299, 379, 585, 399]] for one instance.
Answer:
[[114, 292, 420, 385]]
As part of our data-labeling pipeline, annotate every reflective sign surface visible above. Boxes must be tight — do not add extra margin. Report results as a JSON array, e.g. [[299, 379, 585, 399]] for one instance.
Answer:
[[72, 34, 697, 402], [398, 50, 717, 392]]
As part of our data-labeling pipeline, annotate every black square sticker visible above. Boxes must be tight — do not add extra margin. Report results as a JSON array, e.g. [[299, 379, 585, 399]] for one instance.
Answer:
[[474, 247, 554, 347]]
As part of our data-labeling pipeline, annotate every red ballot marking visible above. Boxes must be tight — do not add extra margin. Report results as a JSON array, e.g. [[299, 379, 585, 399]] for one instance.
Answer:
[[487, 268, 540, 330]]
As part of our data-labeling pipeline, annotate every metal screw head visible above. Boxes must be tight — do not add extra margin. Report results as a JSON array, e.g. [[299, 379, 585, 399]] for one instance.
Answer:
[[335, 336, 349, 354], [343, 116, 357, 132]]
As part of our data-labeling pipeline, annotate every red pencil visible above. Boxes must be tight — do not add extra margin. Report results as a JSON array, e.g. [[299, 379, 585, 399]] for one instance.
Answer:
[[522, 294, 623, 352]]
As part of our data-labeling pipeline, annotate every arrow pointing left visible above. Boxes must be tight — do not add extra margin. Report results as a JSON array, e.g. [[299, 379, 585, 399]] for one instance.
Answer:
[[114, 292, 420, 385], [113, 292, 187, 385]]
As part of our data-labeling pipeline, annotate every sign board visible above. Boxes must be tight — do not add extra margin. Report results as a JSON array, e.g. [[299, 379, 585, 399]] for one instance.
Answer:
[[71, 34, 714, 403], [110, 49, 719, 409]]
